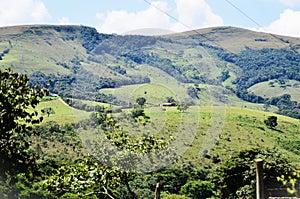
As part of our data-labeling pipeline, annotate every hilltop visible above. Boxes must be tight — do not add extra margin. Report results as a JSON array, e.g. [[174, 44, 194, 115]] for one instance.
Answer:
[[170, 26, 300, 53], [1, 25, 300, 118]]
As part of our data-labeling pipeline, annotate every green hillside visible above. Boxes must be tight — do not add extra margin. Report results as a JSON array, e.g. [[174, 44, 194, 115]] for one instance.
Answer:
[[1, 25, 300, 119], [77, 104, 300, 165], [0, 25, 85, 74], [249, 79, 300, 102], [2, 25, 300, 198], [37, 97, 90, 124]]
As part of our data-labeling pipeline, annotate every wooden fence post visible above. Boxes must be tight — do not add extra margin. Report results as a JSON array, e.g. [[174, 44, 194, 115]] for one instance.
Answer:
[[256, 158, 265, 199], [155, 182, 160, 199]]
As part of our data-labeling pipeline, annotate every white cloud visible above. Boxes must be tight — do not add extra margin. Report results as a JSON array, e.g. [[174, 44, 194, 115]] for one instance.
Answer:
[[279, 0, 300, 6], [261, 9, 300, 37], [172, 0, 223, 32], [97, 0, 223, 34], [0, 0, 49, 27], [97, 1, 171, 34], [58, 17, 70, 25], [96, 13, 105, 21]]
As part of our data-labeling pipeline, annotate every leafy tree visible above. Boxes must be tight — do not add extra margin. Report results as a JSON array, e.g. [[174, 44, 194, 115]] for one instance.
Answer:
[[136, 97, 146, 107], [166, 96, 176, 103], [41, 158, 118, 199], [130, 108, 150, 125], [277, 170, 300, 197], [0, 68, 47, 199], [155, 168, 189, 194], [41, 107, 55, 117], [220, 70, 230, 82], [264, 116, 278, 128], [211, 147, 293, 198], [179, 180, 215, 199], [0, 68, 47, 178], [87, 110, 176, 198], [177, 103, 190, 112]]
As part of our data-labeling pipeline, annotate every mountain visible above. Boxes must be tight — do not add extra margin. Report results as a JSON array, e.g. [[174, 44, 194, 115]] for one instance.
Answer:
[[170, 26, 300, 53], [121, 28, 175, 36], [2, 25, 300, 199], [1, 25, 300, 118]]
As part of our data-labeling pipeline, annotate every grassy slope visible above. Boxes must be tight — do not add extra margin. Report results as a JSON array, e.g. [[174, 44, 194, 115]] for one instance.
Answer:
[[1, 25, 300, 166], [0, 25, 87, 74], [168, 26, 300, 53], [1, 25, 299, 110], [77, 104, 300, 166], [249, 80, 300, 103], [100, 63, 190, 104], [36, 98, 90, 124]]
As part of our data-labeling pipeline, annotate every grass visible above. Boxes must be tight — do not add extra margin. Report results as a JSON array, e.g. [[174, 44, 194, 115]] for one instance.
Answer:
[[171, 26, 300, 53], [100, 63, 191, 104], [0, 26, 87, 74], [249, 80, 300, 102], [69, 98, 120, 108], [101, 83, 178, 105], [2, 25, 300, 167], [36, 98, 90, 124], [77, 104, 300, 166]]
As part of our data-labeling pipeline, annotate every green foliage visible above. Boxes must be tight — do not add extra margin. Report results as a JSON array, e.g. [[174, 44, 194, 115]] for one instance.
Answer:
[[86, 110, 176, 198], [93, 34, 159, 56], [155, 168, 190, 194], [214, 46, 300, 119], [63, 98, 96, 112], [166, 97, 176, 103], [220, 70, 230, 82], [130, 107, 150, 125], [42, 158, 118, 199], [131, 108, 147, 118], [211, 147, 293, 198], [187, 87, 199, 99], [0, 68, 47, 177], [29, 67, 118, 104], [220, 47, 300, 90], [4, 26, 300, 198], [277, 170, 300, 197], [15, 173, 55, 199], [136, 97, 146, 107], [161, 194, 190, 199], [264, 116, 278, 128], [179, 180, 215, 199], [33, 121, 81, 147], [277, 139, 300, 156], [265, 94, 300, 119], [41, 107, 55, 117], [177, 103, 190, 112], [109, 65, 127, 75], [78, 26, 112, 53]]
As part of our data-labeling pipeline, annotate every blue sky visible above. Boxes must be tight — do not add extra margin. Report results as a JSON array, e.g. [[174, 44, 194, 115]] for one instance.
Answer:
[[1, 0, 300, 37]]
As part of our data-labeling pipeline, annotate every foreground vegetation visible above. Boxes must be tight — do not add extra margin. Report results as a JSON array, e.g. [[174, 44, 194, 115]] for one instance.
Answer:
[[1, 25, 300, 198], [1, 68, 300, 199]]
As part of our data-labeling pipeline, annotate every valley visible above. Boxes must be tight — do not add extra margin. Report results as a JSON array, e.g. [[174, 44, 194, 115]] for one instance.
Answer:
[[1, 25, 300, 198]]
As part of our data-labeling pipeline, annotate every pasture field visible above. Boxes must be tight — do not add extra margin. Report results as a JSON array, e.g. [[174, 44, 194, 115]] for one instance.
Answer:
[[78, 104, 300, 165], [249, 80, 300, 103], [36, 98, 90, 124]]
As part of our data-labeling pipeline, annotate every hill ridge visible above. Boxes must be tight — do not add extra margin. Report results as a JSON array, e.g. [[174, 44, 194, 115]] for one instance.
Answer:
[[1, 24, 300, 119]]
